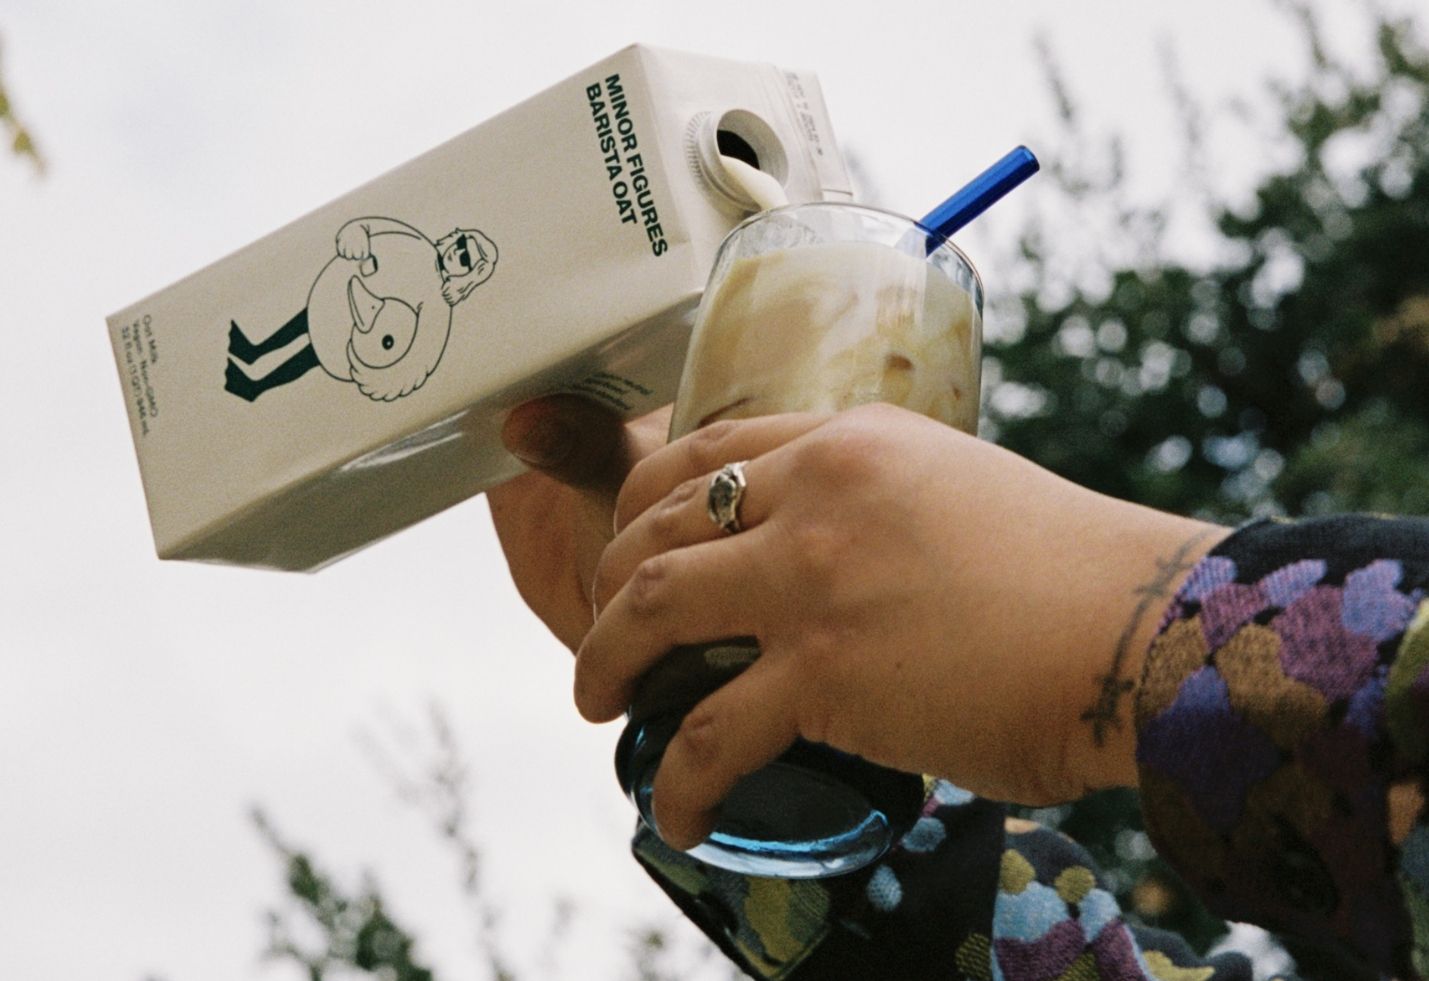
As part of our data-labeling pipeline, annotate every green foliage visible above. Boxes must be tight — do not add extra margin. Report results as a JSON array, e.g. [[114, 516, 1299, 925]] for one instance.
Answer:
[[0, 32, 44, 174], [254, 808, 437, 981], [989, 5, 1429, 523], [250, 706, 734, 981], [997, 1, 1429, 964], [254, 706, 523, 981]]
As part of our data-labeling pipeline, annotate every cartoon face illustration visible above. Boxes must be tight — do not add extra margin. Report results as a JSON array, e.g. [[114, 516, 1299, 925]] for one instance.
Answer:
[[436, 228, 498, 306], [439, 231, 486, 278]]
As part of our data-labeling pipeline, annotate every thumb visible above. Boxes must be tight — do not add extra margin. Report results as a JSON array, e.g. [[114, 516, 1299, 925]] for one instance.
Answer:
[[501, 394, 634, 490]]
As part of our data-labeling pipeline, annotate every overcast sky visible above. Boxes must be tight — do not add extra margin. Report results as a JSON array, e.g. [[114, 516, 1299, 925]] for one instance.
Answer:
[[0, 2, 1420, 979]]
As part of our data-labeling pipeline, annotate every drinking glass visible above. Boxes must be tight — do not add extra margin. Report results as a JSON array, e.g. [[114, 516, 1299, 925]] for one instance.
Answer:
[[615, 202, 983, 878]]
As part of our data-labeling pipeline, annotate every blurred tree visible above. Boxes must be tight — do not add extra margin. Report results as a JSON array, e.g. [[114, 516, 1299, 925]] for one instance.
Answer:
[[252, 706, 739, 981], [254, 808, 439, 981], [988, 4, 1429, 521], [992, 1, 1429, 972], [253, 705, 522, 981], [0, 32, 44, 173]]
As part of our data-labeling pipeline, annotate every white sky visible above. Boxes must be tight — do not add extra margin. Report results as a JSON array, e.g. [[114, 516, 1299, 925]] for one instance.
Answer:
[[0, 2, 1419, 979]]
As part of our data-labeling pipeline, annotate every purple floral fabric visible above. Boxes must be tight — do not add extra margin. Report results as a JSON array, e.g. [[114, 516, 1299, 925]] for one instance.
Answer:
[[1137, 515, 1429, 979], [634, 785, 1275, 980]]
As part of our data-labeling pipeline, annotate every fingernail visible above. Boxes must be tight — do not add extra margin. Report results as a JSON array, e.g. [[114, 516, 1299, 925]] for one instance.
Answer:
[[510, 416, 574, 468]]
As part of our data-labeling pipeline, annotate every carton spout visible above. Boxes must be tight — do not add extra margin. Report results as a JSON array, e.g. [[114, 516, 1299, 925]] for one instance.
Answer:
[[688, 109, 790, 213]]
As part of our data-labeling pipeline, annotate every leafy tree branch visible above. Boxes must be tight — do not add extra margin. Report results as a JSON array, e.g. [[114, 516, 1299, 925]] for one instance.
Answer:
[[0, 32, 44, 174]]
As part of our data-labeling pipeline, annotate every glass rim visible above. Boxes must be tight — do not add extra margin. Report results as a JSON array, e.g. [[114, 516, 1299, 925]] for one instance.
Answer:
[[723, 200, 986, 301]]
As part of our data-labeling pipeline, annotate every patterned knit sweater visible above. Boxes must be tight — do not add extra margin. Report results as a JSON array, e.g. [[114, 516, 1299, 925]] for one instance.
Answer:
[[631, 515, 1429, 980]]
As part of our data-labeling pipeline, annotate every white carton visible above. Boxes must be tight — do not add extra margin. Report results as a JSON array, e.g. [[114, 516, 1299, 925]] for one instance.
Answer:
[[107, 44, 851, 571]]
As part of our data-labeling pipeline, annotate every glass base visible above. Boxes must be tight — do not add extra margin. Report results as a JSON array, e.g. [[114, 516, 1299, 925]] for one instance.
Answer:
[[617, 719, 925, 879]]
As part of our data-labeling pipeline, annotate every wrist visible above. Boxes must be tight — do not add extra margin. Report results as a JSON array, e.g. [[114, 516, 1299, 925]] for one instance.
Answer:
[[1059, 501, 1230, 795]]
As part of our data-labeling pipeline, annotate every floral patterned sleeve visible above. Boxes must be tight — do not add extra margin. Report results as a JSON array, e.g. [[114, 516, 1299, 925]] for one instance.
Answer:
[[633, 783, 1276, 980], [1136, 514, 1429, 980]]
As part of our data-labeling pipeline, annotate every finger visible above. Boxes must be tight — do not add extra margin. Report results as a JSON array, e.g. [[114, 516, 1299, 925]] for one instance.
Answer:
[[614, 412, 828, 533], [593, 455, 775, 615], [574, 527, 775, 723], [651, 652, 801, 850], [501, 396, 666, 491]]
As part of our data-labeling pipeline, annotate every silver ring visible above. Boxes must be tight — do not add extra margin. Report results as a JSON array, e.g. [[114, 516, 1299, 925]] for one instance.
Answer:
[[707, 461, 749, 535]]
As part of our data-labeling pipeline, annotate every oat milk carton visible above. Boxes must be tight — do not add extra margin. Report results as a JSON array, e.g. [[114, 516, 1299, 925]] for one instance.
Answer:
[[107, 45, 851, 571]]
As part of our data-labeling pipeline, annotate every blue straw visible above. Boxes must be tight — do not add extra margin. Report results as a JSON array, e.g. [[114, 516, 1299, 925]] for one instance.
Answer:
[[918, 146, 1039, 249]]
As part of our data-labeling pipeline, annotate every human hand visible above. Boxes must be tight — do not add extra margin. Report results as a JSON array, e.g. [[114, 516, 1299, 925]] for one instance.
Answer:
[[488, 395, 669, 652], [574, 403, 1225, 848]]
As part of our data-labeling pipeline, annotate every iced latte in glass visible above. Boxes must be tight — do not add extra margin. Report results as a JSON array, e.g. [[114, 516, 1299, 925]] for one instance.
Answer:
[[616, 202, 983, 878]]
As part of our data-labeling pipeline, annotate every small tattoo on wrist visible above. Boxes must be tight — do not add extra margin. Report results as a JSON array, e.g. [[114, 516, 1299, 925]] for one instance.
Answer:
[[1081, 528, 1216, 747]]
